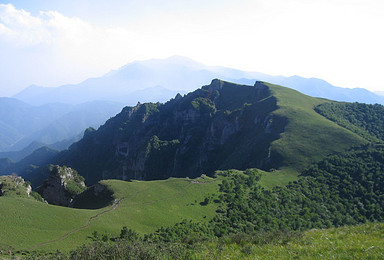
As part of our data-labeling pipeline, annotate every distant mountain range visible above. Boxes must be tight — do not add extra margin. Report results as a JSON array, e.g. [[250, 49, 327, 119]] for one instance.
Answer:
[[13, 56, 384, 106], [2, 56, 384, 164], [0, 98, 123, 155]]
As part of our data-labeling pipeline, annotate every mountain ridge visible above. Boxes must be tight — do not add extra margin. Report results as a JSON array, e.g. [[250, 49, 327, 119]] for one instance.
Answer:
[[50, 79, 365, 185]]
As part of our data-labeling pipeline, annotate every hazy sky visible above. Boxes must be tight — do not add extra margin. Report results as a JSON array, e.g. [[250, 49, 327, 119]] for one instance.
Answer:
[[0, 0, 383, 96]]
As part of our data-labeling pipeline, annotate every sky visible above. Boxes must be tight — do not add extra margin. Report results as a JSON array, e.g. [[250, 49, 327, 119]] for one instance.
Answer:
[[0, 0, 383, 96]]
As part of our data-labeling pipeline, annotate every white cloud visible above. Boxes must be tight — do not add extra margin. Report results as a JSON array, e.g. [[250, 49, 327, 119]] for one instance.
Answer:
[[0, 4, 139, 95], [0, 4, 50, 46], [0, 1, 383, 96], [0, 4, 136, 63]]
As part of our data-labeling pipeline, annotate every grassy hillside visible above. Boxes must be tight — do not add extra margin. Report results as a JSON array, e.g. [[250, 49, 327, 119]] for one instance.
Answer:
[[0, 170, 287, 254], [0, 196, 97, 251], [266, 83, 367, 171], [0, 176, 220, 253]]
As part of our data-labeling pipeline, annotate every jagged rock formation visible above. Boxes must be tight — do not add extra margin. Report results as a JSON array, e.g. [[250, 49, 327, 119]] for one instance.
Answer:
[[36, 165, 86, 206], [56, 79, 286, 184], [0, 175, 32, 198]]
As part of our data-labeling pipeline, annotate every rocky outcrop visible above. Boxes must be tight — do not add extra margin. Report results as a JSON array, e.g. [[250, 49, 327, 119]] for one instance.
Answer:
[[56, 79, 286, 184], [0, 175, 32, 197], [36, 165, 86, 207]]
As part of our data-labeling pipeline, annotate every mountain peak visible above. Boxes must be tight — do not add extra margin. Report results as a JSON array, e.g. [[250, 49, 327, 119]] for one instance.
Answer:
[[11, 56, 384, 106]]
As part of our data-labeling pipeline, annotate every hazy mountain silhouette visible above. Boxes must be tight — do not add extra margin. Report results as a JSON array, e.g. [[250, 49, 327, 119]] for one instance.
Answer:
[[14, 56, 384, 106], [0, 98, 123, 153]]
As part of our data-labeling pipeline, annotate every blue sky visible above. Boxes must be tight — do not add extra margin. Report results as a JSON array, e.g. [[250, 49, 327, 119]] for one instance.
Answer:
[[0, 0, 383, 96]]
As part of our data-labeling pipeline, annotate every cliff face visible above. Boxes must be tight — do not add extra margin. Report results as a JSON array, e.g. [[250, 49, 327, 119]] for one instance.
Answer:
[[57, 80, 286, 184], [37, 165, 86, 206]]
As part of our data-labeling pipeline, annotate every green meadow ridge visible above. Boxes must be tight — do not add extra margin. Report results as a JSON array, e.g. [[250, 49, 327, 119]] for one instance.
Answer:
[[53, 79, 364, 185]]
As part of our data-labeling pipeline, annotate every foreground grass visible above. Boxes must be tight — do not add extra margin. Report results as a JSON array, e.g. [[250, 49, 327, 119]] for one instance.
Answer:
[[23, 222, 383, 259], [0, 197, 97, 251], [193, 222, 384, 259]]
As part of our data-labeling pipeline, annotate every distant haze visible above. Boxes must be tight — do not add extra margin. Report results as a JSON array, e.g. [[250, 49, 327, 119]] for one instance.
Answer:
[[12, 56, 384, 106], [0, 1, 384, 96]]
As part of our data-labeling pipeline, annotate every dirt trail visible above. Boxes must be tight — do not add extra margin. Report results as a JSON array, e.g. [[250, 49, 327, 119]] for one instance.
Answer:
[[27, 199, 123, 250]]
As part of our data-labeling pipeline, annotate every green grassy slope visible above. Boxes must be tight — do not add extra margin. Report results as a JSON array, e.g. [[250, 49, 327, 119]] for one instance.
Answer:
[[0, 197, 98, 251], [266, 83, 367, 171], [0, 176, 220, 252], [258, 168, 299, 189]]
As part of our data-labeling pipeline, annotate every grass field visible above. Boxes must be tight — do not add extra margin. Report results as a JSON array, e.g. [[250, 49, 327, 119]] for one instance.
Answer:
[[193, 222, 384, 259], [0, 175, 221, 253], [258, 167, 299, 189], [0, 196, 98, 251]]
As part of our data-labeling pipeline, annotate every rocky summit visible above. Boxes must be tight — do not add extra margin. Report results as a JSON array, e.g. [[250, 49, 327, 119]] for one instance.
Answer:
[[36, 165, 86, 206], [55, 79, 287, 184]]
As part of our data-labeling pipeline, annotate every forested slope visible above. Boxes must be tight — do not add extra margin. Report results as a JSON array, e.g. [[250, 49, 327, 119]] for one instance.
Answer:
[[316, 102, 384, 142]]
